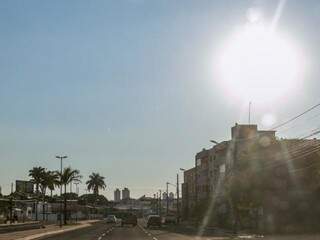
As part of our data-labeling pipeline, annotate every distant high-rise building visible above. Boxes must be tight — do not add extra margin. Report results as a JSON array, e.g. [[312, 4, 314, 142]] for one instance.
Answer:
[[162, 192, 167, 200], [122, 187, 130, 200], [169, 192, 174, 200], [114, 188, 121, 202]]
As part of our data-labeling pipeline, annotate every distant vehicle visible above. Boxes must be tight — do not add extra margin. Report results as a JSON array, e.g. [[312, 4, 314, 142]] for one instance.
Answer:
[[121, 213, 137, 227], [115, 217, 122, 226], [164, 215, 177, 224], [147, 215, 162, 228], [105, 215, 117, 223]]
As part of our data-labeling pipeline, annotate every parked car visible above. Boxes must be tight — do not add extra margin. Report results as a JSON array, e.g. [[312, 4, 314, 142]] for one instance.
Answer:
[[105, 215, 117, 223], [164, 215, 177, 224], [121, 213, 137, 227], [147, 215, 162, 228]]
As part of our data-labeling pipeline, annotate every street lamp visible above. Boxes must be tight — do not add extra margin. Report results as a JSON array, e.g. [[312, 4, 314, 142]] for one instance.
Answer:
[[210, 140, 219, 145], [56, 155, 67, 227]]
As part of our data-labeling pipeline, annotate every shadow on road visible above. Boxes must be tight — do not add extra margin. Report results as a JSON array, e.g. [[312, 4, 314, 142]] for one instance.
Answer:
[[157, 224, 233, 238]]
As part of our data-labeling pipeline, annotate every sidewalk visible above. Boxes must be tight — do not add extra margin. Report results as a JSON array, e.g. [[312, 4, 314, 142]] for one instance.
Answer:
[[0, 220, 99, 240]]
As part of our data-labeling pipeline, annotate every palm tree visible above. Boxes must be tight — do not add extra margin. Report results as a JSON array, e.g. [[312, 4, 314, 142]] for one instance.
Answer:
[[29, 166, 45, 221], [39, 169, 51, 221], [58, 167, 82, 224], [86, 173, 106, 195], [46, 171, 60, 198], [29, 166, 45, 195]]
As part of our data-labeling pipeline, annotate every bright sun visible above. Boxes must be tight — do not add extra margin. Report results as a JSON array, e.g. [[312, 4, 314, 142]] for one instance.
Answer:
[[216, 23, 305, 104]]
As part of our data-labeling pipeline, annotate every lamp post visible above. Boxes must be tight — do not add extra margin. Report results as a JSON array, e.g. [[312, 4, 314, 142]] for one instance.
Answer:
[[210, 140, 219, 145], [56, 155, 67, 227]]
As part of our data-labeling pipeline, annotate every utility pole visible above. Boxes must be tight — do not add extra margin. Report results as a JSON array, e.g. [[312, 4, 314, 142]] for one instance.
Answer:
[[156, 192, 159, 215], [166, 182, 169, 215], [176, 174, 179, 223], [153, 194, 156, 214], [56, 155, 67, 227], [42, 194, 45, 221], [85, 189, 88, 220], [10, 183, 13, 223], [9, 197, 13, 224], [249, 101, 252, 124], [179, 168, 185, 221], [159, 190, 162, 216]]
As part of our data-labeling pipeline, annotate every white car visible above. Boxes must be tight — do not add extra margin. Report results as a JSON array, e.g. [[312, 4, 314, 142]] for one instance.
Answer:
[[115, 217, 122, 226], [105, 215, 117, 223]]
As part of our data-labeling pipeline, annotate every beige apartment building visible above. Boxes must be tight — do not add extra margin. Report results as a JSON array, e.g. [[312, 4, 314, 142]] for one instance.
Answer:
[[182, 123, 277, 217]]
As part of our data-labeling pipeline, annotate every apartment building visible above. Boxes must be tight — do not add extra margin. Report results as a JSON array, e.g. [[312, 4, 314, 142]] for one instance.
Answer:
[[181, 167, 195, 218]]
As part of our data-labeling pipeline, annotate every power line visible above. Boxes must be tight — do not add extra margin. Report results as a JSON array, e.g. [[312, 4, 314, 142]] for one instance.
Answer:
[[238, 129, 320, 171], [255, 133, 320, 171], [270, 102, 320, 130], [277, 111, 320, 134]]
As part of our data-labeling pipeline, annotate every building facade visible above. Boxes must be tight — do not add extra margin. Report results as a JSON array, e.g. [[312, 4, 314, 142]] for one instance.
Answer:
[[114, 188, 121, 202], [182, 123, 320, 232], [183, 124, 278, 217], [181, 167, 195, 218], [122, 188, 130, 200]]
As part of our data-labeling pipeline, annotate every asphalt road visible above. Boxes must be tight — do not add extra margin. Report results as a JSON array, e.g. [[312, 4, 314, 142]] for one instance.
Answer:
[[41, 221, 320, 240], [43, 222, 153, 240], [43, 221, 115, 240]]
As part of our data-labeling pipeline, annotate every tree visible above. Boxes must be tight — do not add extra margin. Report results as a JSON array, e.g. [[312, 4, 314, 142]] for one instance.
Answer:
[[86, 173, 106, 195], [38, 170, 60, 221], [57, 167, 82, 224], [29, 166, 45, 195], [29, 166, 46, 221], [46, 171, 60, 198], [78, 194, 108, 206]]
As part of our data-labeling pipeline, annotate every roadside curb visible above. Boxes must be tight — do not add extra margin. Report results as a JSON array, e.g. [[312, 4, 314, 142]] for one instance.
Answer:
[[137, 224, 159, 240], [15, 220, 101, 240]]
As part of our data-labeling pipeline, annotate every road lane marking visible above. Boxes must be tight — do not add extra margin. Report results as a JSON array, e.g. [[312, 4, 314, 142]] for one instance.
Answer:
[[138, 223, 158, 240]]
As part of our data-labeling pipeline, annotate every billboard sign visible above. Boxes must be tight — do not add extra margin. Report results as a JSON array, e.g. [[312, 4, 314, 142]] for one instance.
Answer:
[[16, 180, 34, 194]]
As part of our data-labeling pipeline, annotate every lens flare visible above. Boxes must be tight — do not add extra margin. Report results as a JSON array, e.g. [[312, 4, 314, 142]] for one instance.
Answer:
[[216, 23, 305, 104]]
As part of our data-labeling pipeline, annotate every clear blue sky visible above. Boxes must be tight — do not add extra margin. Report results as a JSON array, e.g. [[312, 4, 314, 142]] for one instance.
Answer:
[[0, 0, 319, 199]]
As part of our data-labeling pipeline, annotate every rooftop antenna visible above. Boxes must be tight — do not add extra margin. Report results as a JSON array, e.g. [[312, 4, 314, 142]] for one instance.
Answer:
[[249, 101, 252, 125]]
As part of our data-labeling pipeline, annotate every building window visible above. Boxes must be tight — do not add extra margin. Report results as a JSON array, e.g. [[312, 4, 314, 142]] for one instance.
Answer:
[[196, 158, 201, 166], [219, 164, 226, 173]]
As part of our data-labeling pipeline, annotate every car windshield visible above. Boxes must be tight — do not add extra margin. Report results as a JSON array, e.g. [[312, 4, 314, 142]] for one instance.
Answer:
[[0, 1, 319, 240]]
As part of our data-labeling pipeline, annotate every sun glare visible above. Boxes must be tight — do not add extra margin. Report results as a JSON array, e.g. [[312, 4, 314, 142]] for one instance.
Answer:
[[216, 23, 304, 104]]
